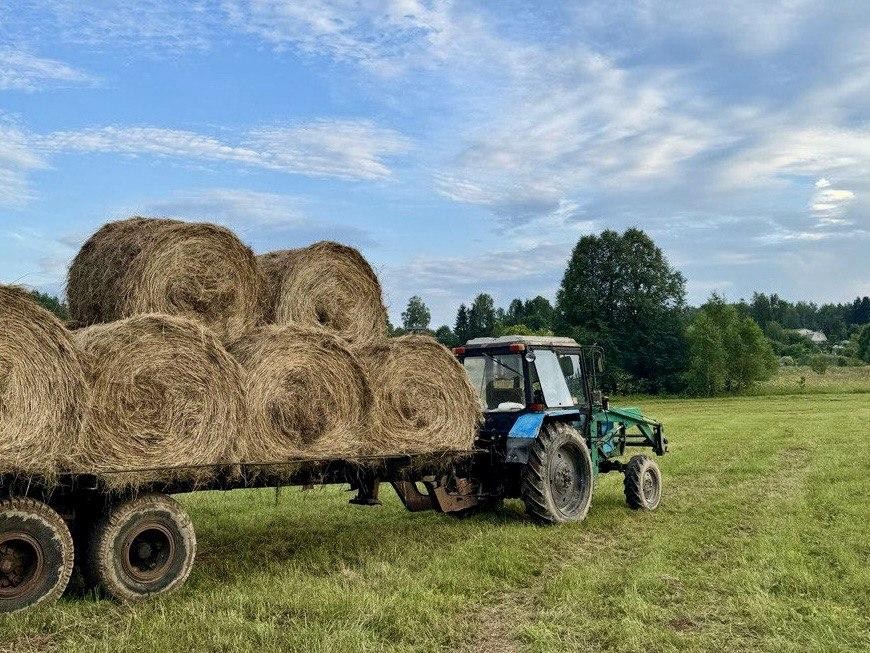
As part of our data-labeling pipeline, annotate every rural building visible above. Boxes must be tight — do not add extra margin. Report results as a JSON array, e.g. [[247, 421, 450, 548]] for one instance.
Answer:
[[794, 328, 828, 344]]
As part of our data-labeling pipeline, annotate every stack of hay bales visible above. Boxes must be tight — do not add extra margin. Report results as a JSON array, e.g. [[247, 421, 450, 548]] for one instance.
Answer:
[[0, 215, 480, 484], [0, 286, 87, 476]]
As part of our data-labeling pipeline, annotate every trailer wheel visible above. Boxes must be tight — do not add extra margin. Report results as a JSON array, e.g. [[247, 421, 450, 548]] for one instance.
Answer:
[[87, 494, 196, 602], [623, 455, 662, 510], [521, 421, 593, 524], [0, 497, 74, 613]]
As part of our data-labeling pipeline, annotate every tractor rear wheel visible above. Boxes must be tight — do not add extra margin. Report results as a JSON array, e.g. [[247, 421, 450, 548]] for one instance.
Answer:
[[521, 421, 593, 524], [623, 455, 662, 510], [86, 494, 196, 602], [0, 497, 74, 613]]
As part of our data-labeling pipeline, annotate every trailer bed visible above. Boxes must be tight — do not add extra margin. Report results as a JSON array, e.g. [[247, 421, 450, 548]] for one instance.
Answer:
[[0, 449, 484, 500]]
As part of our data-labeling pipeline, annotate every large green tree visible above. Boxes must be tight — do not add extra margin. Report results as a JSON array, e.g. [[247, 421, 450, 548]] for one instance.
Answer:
[[686, 295, 777, 395], [433, 325, 457, 347], [401, 295, 431, 332], [454, 304, 471, 344], [467, 293, 496, 339], [555, 228, 687, 392]]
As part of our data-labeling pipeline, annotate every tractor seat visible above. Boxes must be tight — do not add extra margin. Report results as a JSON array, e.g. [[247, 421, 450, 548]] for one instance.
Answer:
[[486, 378, 523, 407]]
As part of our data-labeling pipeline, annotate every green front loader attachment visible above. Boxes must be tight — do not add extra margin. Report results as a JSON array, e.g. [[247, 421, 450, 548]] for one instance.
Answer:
[[590, 405, 668, 471]]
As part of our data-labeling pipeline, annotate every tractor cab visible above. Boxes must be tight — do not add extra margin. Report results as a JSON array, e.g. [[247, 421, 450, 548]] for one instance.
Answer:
[[453, 335, 668, 523], [454, 336, 600, 443]]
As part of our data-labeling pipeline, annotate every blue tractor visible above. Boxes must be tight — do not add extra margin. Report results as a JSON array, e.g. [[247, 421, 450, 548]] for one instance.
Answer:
[[446, 335, 668, 523]]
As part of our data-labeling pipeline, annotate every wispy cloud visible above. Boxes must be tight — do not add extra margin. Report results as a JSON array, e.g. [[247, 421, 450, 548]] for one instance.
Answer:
[[33, 119, 411, 181], [223, 0, 456, 76], [20, 2, 216, 54], [142, 188, 307, 226], [0, 49, 96, 91], [437, 49, 733, 224], [809, 178, 855, 226], [131, 187, 376, 248], [0, 124, 46, 206]]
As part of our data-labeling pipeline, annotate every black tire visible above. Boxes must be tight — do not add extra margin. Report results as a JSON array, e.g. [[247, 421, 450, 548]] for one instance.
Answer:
[[521, 421, 594, 524], [623, 455, 662, 510], [0, 497, 74, 613], [86, 494, 196, 602]]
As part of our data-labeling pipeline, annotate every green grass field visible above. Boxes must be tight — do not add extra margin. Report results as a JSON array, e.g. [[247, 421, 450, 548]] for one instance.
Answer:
[[2, 383, 868, 652]]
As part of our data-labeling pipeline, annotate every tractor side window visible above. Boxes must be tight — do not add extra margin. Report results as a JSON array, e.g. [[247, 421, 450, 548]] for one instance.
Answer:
[[532, 350, 574, 408], [559, 354, 584, 405]]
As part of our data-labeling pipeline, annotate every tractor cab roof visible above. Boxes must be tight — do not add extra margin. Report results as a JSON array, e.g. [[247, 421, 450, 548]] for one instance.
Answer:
[[464, 335, 581, 350]]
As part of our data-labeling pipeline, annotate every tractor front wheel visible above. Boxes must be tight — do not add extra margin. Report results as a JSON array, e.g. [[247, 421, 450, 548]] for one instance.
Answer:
[[623, 455, 662, 510], [521, 422, 593, 524]]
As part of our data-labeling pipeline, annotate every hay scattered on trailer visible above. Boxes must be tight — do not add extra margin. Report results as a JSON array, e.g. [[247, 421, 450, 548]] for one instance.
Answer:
[[0, 286, 87, 476], [229, 324, 372, 462], [67, 217, 264, 342], [258, 242, 388, 350], [71, 314, 246, 487], [360, 335, 480, 454]]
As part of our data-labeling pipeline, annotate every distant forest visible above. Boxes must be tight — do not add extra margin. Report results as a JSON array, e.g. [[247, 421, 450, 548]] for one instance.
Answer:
[[25, 229, 870, 397]]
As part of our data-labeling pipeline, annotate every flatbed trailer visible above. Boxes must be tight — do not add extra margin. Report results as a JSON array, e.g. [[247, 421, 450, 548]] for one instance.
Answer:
[[0, 450, 493, 613], [0, 335, 667, 613]]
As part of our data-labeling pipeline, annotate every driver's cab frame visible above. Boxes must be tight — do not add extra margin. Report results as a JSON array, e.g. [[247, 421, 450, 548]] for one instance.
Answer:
[[455, 336, 603, 409], [453, 336, 606, 449]]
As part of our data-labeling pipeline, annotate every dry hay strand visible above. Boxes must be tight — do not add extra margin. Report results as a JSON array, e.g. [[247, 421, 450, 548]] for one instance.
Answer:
[[0, 286, 87, 476], [259, 242, 388, 349], [229, 324, 372, 462], [68, 217, 264, 342], [360, 335, 481, 454], [72, 313, 246, 487]]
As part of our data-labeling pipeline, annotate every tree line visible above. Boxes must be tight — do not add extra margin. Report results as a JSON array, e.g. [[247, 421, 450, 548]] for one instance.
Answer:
[[391, 229, 870, 396]]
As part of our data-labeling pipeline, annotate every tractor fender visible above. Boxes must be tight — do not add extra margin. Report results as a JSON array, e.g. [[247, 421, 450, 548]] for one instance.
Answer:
[[505, 410, 581, 464]]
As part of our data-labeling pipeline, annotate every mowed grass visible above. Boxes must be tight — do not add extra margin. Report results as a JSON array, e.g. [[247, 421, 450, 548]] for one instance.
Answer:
[[753, 365, 870, 395], [1, 390, 868, 652]]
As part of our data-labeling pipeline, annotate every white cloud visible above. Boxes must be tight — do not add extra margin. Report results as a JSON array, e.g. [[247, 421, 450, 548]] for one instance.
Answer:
[[719, 128, 870, 188], [141, 188, 307, 227], [756, 227, 868, 245], [127, 187, 375, 248], [0, 124, 46, 207], [810, 185, 855, 225], [34, 120, 411, 181], [222, 0, 456, 75], [438, 49, 733, 223], [0, 49, 95, 91], [245, 120, 411, 180], [32, 2, 216, 53]]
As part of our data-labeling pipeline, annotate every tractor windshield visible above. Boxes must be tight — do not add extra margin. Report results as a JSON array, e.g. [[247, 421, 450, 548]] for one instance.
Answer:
[[463, 354, 526, 412]]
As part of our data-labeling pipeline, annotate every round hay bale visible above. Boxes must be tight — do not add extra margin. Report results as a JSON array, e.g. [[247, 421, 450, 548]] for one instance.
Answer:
[[0, 286, 86, 475], [229, 324, 372, 461], [259, 242, 388, 349], [68, 217, 264, 342], [72, 314, 246, 487], [360, 335, 480, 454]]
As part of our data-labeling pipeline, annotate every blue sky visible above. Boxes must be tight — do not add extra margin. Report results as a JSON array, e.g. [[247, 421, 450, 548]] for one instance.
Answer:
[[0, 1, 867, 325]]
